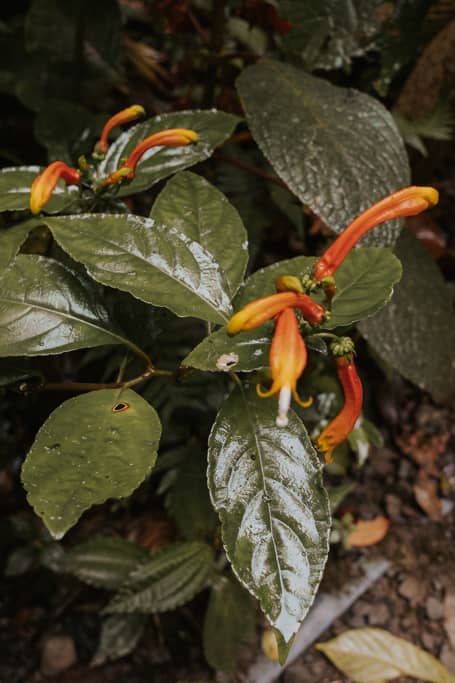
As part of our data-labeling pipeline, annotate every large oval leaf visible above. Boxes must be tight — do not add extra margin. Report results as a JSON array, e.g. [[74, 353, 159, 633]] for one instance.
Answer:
[[22, 388, 161, 539], [151, 171, 248, 298], [45, 214, 232, 324], [0, 166, 78, 213], [236, 61, 410, 246], [208, 384, 331, 644], [359, 230, 455, 404], [0, 255, 126, 356], [317, 628, 455, 683], [99, 110, 240, 196]]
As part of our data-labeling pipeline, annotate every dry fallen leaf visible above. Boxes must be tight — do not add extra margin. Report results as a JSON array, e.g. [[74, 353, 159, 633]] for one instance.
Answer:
[[316, 628, 455, 683], [347, 517, 390, 548]]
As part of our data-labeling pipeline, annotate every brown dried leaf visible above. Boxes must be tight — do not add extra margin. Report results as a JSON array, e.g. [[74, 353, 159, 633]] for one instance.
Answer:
[[347, 517, 390, 548], [413, 471, 442, 521]]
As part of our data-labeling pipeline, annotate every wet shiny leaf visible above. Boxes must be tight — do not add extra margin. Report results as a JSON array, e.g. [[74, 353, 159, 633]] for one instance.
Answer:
[[359, 230, 455, 404], [203, 575, 256, 672], [237, 62, 410, 246], [0, 255, 126, 356], [0, 166, 78, 213], [21, 388, 161, 539], [105, 542, 214, 613], [0, 219, 41, 271], [151, 171, 248, 298], [45, 214, 232, 324], [326, 248, 402, 328], [208, 384, 331, 645], [65, 536, 150, 589], [316, 628, 455, 682], [100, 110, 239, 196], [182, 323, 272, 373]]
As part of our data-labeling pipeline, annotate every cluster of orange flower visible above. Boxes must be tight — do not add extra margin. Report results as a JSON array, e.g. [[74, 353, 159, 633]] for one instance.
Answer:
[[228, 186, 438, 462], [27, 106, 439, 463]]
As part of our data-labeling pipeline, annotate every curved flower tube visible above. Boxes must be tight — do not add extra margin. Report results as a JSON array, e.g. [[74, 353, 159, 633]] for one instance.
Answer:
[[316, 355, 363, 464], [257, 308, 312, 427], [227, 291, 325, 334], [30, 161, 80, 215], [103, 128, 199, 186], [95, 105, 145, 154], [313, 186, 439, 281]]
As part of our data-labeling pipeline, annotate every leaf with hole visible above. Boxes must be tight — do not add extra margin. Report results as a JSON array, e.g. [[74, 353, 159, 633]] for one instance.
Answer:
[[65, 536, 150, 589], [316, 628, 455, 683], [151, 171, 248, 298], [99, 110, 240, 196], [45, 214, 232, 324], [0, 255, 128, 357], [237, 61, 410, 246], [208, 384, 331, 647], [105, 541, 214, 614], [21, 388, 161, 539]]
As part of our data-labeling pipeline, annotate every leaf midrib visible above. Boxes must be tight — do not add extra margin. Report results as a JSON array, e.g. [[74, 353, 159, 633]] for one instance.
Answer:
[[49, 219, 230, 323]]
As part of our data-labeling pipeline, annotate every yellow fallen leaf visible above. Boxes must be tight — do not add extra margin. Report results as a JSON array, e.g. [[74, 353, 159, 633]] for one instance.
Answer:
[[316, 628, 455, 683], [347, 516, 390, 547], [261, 628, 279, 662]]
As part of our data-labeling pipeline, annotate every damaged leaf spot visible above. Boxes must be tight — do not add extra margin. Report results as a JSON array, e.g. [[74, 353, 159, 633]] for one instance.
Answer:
[[112, 402, 130, 413], [216, 353, 239, 371]]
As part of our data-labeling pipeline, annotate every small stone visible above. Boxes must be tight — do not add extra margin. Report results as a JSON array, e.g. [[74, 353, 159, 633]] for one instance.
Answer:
[[398, 576, 427, 606], [440, 644, 455, 675], [385, 494, 401, 519], [426, 596, 444, 620], [422, 632, 437, 651], [368, 603, 389, 626], [41, 635, 77, 677]]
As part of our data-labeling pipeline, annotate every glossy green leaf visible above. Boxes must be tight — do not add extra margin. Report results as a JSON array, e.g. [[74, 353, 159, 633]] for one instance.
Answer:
[[237, 61, 410, 246], [359, 231, 455, 404], [0, 219, 41, 271], [203, 575, 256, 672], [151, 171, 248, 298], [279, 0, 382, 70], [0, 166, 78, 213], [0, 255, 126, 357], [93, 614, 147, 666], [105, 541, 214, 614], [65, 536, 150, 589], [45, 214, 232, 324], [208, 384, 331, 645], [182, 323, 272, 373], [316, 628, 455, 683], [326, 248, 402, 328], [99, 110, 240, 196], [21, 388, 161, 539]]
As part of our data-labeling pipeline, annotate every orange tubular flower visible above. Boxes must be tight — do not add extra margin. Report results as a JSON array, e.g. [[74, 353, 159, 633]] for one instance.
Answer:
[[95, 105, 146, 154], [257, 308, 311, 427], [30, 161, 80, 215], [227, 292, 325, 334], [317, 355, 363, 464], [313, 186, 439, 281], [103, 128, 199, 186]]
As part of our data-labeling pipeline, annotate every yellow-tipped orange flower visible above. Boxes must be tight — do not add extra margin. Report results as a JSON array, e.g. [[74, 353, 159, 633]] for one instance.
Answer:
[[317, 355, 363, 464], [95, 105, 145, 154], [313, 186, 439, 281], [227, 292, 325, 334], [103, 128, 198, 186], [257, 308, 312, 427], [30, 161, 80, 215]]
